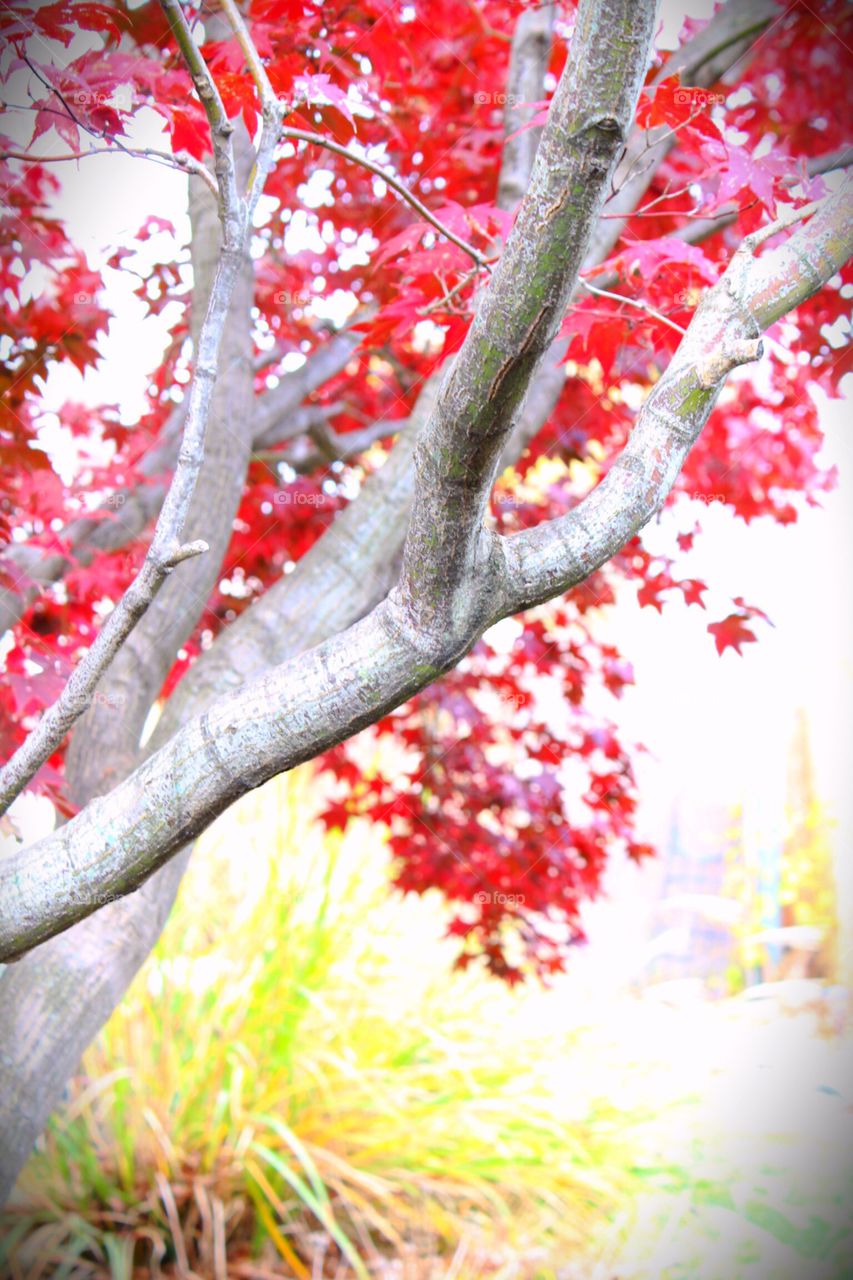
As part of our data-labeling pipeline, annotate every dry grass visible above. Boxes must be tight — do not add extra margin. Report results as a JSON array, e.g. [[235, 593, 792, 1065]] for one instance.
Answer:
[[3, 770, 631, 1278]]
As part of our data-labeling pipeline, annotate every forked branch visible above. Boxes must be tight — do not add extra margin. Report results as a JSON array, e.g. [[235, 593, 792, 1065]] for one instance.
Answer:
[[0, 0, 280, 815]]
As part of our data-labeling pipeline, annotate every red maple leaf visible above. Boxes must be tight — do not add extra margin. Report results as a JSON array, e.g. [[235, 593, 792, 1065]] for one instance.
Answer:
[[707, 614, 758, 656]]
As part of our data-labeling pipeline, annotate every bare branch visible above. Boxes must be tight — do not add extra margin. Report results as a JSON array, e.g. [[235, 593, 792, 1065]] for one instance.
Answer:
[[0, 0, 536, 1200], [1, 2, 803, 641], [579, 276, 687, 336], [588, 0, 779, 265], [0, 143, 218, 194], [742, 195, 827, 249], [0, 0, 658, 952], [496, 3, 555, 211], [0, 2, 271, 814], [3, 178, 850, 964], [219, 0, 275, 108], [279, 127, 491, 268], [160, 0, 240, 223], [2, 5, 838, 1195], [0, 332, 362, 636], [0, 537, 210, 812]]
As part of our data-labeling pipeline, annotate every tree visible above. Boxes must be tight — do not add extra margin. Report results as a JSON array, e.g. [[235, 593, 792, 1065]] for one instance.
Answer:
[[0, 0, 850, 1200]]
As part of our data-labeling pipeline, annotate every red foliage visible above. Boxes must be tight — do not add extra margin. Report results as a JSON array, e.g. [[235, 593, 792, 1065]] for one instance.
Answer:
[[0, 0, 849, 980]]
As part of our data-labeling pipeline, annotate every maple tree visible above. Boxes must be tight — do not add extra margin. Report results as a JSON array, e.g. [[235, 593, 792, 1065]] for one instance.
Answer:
[[0, 0, 851, 1198]]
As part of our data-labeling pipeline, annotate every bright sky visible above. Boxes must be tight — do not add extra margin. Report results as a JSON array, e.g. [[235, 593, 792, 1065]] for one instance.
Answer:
[[605, 397, 852, 970]]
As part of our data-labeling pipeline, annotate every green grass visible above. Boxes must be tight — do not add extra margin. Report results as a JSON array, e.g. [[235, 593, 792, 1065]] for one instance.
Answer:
[[4, 768, 852, 1278], [2, 769, 631, 1278]]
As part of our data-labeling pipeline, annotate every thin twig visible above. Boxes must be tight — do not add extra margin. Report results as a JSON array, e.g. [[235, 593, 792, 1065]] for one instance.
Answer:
[[0, 143, 217, 195], [23, 55, 102, 141], [218, 0, 283, 204], [160, 0, 239, 227], [279, 126, 491, 268], [633, 178, 696, 214], [0, 537, 209, 814], [579, 277, 687, 335], [600, 200, 757, 221], [743, 195, 828, 251], [610, 107, 709, 200], [418, 267, 481, 315], [219, 0, 276, 108]]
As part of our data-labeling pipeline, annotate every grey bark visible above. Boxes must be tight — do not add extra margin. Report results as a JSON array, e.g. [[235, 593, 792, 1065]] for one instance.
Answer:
[[398, 0, 657, 642], [0, 0, 566, 1199], [0, 330, 361, 639], [4, 184, 849, 976], [497, 3, 556, 211], [1, 0, 660, 957], [0, 136, 258, 1200]]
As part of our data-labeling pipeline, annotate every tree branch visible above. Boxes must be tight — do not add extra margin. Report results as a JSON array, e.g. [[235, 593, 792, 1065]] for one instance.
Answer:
[[397, 0, 657, 642], [0, 116, 263, 1201], [2, 178, 849, 965], [496, 2, 555, 210], [589, 0, 779, 265], [0, 0, 812, 1198], [0, 2, 794, 640], [0, 0, 657, 951], [0, 331, 362, 637], [0, 535, 210, 813], [0, 0, 282, 814], [579, 276, 687, 335], [498, 183, 853, 614], [160, 0, 240, 226], [0, 143, 218, 194], [278, 127, 491, 269]]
